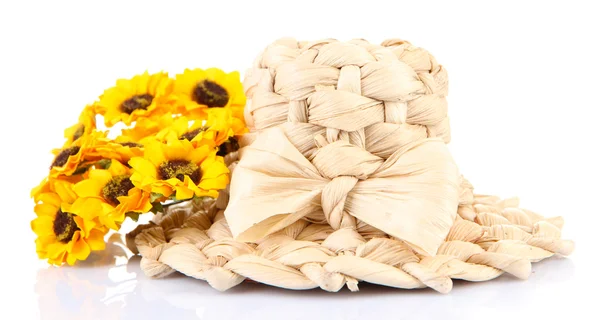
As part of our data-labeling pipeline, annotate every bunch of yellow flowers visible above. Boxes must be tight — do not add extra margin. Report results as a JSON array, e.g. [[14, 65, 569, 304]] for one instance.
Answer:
[[31, 68, 247, 266]]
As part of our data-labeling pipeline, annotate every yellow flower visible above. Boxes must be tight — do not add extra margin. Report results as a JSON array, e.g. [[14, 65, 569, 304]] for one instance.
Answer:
[[31, 176, 84, 204], [63, 105, 97, 147], [129, 138, 229, 201], [172, 68, 247, 132], [89, 138, 144, 164], [211, 108, 249, 137], [119, 112, 175, 144], [95, 72, 173, 127], [155, 111, 234, 148], [31, 180, 107, 266], [49, 131, 108, 178], [57, 129, 143, 169], [70, 160, 152, 230]]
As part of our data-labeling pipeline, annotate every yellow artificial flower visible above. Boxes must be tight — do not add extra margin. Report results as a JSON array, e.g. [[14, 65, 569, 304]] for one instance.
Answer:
[[63, 105, 97, 147], [31, 178, 54, 203], [95, 72, 173, 127], [171, 68, 247, 132], [119, 112, 175, 144], [211, 108, 248, 137], [155, 111, 234, 149], [58, 129, 143, 169], [31, 175, 84, 204], [31, 180, 107, 266], [129, 138, 229, 201], [49, 130, 108, 178], [89, 137, 145, 164], [71, 160, 152, 230]]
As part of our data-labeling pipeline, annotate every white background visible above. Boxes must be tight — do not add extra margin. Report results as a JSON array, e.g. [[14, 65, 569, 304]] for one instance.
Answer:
[[1, 0, 599, 319]]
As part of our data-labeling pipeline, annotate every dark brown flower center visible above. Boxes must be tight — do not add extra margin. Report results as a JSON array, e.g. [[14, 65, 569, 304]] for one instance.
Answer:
[[192, 80, 229, 108], [119, 142, 143, 148], [102, 175, 135, 206], [72, 125, 85, 141], [179, 127, 206, 141], [53, 210, 79, 243], [217, 137, 239, 156], [158, 160, 201, 184], [120, 94, 154, 114], [51, 146, 80, 169]]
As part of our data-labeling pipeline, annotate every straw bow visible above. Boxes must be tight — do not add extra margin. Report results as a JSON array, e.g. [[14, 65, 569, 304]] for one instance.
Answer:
[[225, 126, 460, 256]]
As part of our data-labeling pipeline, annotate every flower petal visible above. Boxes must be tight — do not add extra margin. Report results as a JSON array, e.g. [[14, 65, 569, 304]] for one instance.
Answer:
[[34, 203, 58, 217], [145, 141, 167, 167], [46, 241, 69, 260], [31, 216, 55, 236], [86, 229, 107, 250], [73, 215, 95, 236], [36, 192, 61, 208], [130, 157, 158, 179], [188, 145, 210, 164], [53, 180, 78, 204], [73, 179, 104, 198], [70, 234, 92, 261], [165, 139, 191, 160], [108, 159, 131, 176], [70, 197, 106, 220], [174, 184, 195, 200]]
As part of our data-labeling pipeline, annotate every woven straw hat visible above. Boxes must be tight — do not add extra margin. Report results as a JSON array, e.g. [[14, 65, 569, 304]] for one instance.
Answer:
[[128, 38, 574, 293]]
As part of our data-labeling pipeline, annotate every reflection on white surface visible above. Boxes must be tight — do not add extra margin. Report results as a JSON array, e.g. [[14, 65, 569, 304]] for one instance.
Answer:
[[35, 236, 581, 320]]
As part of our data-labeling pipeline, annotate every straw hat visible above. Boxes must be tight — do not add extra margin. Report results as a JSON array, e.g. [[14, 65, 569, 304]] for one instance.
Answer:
[[129, 38, 574, 293]]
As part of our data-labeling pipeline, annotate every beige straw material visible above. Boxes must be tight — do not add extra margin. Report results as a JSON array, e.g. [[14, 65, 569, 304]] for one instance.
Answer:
[[129, 38, 574, 293]]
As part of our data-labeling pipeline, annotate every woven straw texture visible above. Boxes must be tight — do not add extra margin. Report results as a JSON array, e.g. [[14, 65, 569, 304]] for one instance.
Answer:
[[129, 38, 574, 293]]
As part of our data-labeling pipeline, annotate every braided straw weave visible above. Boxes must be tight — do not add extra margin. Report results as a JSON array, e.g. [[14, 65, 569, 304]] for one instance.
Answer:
[[129, 38, 574, 293]]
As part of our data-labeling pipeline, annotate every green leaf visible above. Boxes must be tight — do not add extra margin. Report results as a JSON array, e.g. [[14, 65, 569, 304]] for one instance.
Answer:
[[150, 202, 164, 214], [96, 159, 112, 169], [125, 211, 140, 222], [150, 192, 164, 202], [72, 163, 92, 175]]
